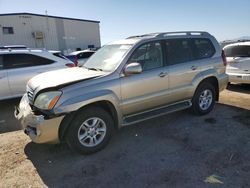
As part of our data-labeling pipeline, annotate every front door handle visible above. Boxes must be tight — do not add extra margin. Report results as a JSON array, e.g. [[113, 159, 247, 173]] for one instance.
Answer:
[[158, 72, 167, 78], [191, 65, 197, 70]]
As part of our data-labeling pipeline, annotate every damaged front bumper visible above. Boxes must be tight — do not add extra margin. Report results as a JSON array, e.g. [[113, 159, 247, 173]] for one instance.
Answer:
[[15, 94, 64, 144]]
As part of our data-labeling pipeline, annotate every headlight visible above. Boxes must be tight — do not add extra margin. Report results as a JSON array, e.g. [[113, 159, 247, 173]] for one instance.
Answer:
[[34, 91, 62, 110]]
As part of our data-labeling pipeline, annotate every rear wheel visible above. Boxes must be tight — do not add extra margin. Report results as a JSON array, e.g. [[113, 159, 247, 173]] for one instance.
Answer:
[[192, 82, 216, 115], [66, 107, 114, 154]]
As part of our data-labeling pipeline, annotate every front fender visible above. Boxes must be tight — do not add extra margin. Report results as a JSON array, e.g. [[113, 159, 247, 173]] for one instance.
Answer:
[[54, 90, 123, 126]]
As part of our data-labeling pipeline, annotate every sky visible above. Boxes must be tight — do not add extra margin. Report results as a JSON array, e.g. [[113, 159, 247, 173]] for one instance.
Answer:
[[0, 0, 249, 45]]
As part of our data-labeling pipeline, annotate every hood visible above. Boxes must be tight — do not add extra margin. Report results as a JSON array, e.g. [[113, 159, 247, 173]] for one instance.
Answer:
[[28, 67, 105, 91]]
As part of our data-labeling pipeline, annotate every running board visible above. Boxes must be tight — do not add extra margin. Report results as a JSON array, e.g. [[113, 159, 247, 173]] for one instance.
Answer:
[[122, 100, 192, 126]]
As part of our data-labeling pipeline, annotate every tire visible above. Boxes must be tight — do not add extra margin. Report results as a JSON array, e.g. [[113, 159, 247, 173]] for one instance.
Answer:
[[191, 82, 216, 115], [66, 106, 114, 154]]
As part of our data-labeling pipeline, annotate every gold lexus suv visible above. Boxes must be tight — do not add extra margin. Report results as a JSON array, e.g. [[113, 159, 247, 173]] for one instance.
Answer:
[[15, 31, 228, 154]]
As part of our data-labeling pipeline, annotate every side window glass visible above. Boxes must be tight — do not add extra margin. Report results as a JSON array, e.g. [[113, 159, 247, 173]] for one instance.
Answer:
[[77, 53, 83, 59], [129, 42, 163, 71], [33, 55, 54, 65], [3, 54, 24, 69], [3, 54, 54, 69], [193, 39, 215, 59], [85, 52, 94, 58], [166, 39, 193, 65], [78, 52, 94, 59], [0, 55, 3, 70]]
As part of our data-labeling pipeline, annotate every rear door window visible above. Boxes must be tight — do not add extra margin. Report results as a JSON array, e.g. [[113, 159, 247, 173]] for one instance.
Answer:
[[3, 54, 54, 69], [224, 45, 250, 57], [192, 39, 215, 59], [165, 39, 194, 65]]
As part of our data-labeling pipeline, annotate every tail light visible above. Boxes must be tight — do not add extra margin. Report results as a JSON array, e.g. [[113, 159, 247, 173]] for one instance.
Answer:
[[74, 56, 78, 66], [221, 50, 227, 66], [66, 63, 75, 67]]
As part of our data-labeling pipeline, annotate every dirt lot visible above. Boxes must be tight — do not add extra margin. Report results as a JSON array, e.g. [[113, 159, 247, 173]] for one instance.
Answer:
[[0, 84, 250, 188]]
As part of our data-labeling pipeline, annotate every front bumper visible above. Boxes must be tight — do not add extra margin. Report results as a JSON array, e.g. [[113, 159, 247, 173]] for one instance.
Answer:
[[227, 72, 250, 84], [15, 94, 64, 144]]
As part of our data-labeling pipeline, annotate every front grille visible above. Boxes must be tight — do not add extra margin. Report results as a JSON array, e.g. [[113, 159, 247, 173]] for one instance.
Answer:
[[27, 86, 34, 104]]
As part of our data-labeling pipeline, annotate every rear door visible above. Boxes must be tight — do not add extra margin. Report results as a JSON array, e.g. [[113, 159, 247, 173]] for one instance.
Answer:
[[3, 53, 55, 97], [0, 55, 11, 99], [166, 38, 216, 103]]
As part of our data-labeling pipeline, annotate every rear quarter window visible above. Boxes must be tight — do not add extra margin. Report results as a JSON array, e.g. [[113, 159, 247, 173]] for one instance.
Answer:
[[192, 39, 215, 60]]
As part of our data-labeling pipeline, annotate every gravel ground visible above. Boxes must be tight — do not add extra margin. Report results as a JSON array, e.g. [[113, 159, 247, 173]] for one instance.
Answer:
[[0, 84, 250, 188]]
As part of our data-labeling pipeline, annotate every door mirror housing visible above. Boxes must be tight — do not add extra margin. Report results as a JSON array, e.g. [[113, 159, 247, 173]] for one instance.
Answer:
[[124, 62, 142, 76]]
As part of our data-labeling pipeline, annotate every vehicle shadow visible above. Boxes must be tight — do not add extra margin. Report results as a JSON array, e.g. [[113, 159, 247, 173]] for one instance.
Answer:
[[0, 97, 22, 133], [24, 103, 250, 188], [227, 83, 250, 94]]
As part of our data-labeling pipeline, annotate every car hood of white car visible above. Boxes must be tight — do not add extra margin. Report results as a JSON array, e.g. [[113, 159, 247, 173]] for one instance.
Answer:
[[28, 67, 106, 91]]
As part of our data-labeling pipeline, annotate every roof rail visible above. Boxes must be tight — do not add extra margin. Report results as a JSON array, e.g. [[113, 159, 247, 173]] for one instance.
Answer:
[[126, 31, 210, 39], [155, 31, 210, 38], [0, 45, 27, 50], [126, 33, 159, 39]]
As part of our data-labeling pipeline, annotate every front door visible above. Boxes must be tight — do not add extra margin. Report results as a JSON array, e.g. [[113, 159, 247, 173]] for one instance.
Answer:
[[120, 41, 169, 115], [0, 55, 11, 100]]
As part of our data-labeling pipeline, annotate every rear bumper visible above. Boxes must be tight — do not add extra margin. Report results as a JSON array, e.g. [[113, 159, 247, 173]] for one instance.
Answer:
[[218, 73, 229, 92], [15, 94, 64, 144], [227, 72, 250, 84]]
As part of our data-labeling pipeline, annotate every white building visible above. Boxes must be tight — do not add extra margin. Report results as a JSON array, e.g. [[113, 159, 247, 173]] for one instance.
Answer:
[[0, 13, 101, 52]]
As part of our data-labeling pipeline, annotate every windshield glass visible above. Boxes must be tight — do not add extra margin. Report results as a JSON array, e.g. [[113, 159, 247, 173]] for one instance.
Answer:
[[84, 44, 132, 72], [224, 45, 250, 57]]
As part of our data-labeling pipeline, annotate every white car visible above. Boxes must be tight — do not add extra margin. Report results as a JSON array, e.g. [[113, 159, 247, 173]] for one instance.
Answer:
[[67, 50, 95, 67], [224, 42, 250, 84], [0, 49, 75, 100]]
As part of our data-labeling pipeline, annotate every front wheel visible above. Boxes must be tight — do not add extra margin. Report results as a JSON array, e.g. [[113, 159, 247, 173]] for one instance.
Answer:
[[192, 82, 216, 115], [66, 107, 114, 154]]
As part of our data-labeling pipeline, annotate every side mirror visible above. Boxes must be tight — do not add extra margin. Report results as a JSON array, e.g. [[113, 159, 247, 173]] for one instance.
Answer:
[[124, 62, 142, 76]]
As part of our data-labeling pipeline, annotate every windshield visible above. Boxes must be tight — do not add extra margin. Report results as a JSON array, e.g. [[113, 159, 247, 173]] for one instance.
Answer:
[[224, 45, 250, 57], [84, 44, 132, 72]]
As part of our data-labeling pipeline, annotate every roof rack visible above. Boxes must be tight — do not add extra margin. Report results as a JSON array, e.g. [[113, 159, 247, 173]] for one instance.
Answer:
[[126, 33, 159, 39], [0, 45, 27, 50], [0, 47, 51, 53], [155, 31, 210, 38], [127, 31, 210, 39]]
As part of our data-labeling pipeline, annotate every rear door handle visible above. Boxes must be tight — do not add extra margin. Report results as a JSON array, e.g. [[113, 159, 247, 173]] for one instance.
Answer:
[[158, 72, 168, 78], [191, 66, 197, 70]]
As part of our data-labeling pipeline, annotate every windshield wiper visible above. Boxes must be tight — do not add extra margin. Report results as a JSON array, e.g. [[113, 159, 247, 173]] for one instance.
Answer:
[[83, 66, 103, 71]]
